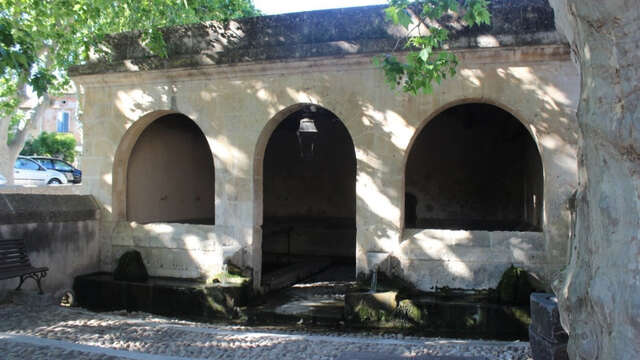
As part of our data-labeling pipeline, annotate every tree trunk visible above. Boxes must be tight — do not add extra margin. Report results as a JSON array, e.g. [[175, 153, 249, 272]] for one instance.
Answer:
[[548, 1, 640, 359], [0, 93, 49, 185]]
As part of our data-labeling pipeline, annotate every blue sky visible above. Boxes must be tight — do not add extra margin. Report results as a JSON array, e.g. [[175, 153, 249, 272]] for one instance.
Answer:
[[253, 0, 387, 15]]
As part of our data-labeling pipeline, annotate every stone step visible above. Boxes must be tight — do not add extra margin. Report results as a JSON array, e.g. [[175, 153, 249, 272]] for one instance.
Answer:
[[261, 260, 332, 293], [336, 352, 487, 360]]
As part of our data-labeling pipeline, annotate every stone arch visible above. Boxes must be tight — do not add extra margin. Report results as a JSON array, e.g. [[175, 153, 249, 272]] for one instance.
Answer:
[[403, 100, 544, 231], [113, 110, 215, 224], [253, 103, 357, 288]]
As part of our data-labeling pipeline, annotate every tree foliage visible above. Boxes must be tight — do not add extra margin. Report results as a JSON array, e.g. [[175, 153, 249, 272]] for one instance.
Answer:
[[0, 0, 260, 119], [0, 0, 259, 184], [21, 132, 77, 163], [376, 0, 491, 94]]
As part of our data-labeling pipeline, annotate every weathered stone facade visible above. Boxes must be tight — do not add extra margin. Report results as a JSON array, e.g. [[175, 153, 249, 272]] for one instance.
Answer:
[[69, 0, 580, 292]]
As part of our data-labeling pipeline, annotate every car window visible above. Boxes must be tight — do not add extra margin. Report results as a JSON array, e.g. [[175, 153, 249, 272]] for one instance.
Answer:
[[54, 160, 73, 171], [36, 159, 54, 169], [15, 158, 41, 170]]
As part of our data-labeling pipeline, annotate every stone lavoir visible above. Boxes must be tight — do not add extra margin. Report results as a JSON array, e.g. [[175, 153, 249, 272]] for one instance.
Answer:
[[65, 0, 581, 344]]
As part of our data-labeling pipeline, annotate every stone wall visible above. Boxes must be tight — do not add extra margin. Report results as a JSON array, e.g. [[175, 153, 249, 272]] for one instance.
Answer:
[[0, 193, 101, 294], [70, 2, 580, 291]]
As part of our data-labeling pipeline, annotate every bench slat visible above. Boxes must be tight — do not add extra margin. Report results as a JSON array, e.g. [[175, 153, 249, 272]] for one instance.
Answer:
[[0, 251, 29, 257], [0, 239, 26, 244], [0, 239, 47, 292], [0, 246, 27, 256], [0, 240, 24, 245], [0, 259, 31, 267], [0, 267, 48, 281], [0, 245, 26, 251], [0, 263, 32, 271], [0, 261, 30, 267], [0, 256, 30, 263]]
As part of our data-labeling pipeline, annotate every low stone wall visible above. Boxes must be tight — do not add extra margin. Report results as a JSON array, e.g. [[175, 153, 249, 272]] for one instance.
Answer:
[[110, 221, 243, 279], [396, 229, 547, 290], [0, 193, 101, 295]]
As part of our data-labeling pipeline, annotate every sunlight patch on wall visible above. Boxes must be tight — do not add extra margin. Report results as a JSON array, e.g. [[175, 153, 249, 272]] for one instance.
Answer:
[[356, 172, 400, 224], [116, 89, 155, 122], [355, 148, 388, 172], [361, 105, 413, 150], [285, 88, 320, 105], [214, 135, 249, 177], [102, 173, 112, 185], [460, 69, 484, 87]]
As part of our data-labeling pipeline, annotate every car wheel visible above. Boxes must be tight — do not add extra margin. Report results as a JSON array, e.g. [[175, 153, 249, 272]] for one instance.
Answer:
[[48, 178, 62, 185]]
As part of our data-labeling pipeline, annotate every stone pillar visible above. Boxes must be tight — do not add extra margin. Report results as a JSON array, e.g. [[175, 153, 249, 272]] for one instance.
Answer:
[[530, 293, 569, 360]]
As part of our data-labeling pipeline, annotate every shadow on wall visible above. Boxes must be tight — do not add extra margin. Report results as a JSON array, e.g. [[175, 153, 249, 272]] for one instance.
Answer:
[[101, 56, 578, 290]]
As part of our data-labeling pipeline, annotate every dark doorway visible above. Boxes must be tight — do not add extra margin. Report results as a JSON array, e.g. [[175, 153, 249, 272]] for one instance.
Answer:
[[405, 103, 543, 231], [262, 105, 357, 286]]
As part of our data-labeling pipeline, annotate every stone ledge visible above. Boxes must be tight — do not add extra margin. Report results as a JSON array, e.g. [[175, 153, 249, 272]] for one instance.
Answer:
[[70, 0, 564, 76], [0, 194, 99, 224]]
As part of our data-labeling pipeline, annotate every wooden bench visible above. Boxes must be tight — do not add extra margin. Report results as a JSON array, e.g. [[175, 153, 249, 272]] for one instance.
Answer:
[[0, 239, 48, 294]]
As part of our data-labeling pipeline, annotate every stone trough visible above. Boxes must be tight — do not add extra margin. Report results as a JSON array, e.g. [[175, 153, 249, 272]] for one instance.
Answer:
[[73, 272, 250, 320], [344, 290, 531, 340]]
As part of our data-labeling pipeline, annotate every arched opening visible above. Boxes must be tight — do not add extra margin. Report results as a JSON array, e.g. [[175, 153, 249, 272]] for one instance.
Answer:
[[261, 105, 357, 288], [126, 113, 215, 224], [405, 103, 543, 231]]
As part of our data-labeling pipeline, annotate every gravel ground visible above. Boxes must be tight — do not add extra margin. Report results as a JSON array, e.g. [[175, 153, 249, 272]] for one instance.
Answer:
[[0, 292, 533, 360]]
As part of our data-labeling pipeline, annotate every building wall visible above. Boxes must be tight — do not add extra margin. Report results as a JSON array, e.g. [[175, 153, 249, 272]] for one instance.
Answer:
[[73, 43, 580, 291], [28, 95, 83, 158], [0, 193, 100, 295]]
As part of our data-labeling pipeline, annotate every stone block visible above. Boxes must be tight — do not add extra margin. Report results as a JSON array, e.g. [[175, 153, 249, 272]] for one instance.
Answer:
[[529, 328, 569, 360], [344, 291, 398, 324], [335, 353, 487, 360], [530, 293, 568, 343]]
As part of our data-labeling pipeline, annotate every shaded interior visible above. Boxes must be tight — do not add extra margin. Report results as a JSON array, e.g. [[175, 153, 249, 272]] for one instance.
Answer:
[[262, 106, 357, 275], [405, 103, 543, 231], [127, 114, 215, 225]]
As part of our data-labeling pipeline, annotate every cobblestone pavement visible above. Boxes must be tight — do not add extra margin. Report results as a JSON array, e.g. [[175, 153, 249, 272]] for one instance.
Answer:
[[0, 292, 532, 360]]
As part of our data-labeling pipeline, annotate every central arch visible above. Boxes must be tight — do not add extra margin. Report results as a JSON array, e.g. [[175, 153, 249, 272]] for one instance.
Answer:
[[254, 104, 357, 289]]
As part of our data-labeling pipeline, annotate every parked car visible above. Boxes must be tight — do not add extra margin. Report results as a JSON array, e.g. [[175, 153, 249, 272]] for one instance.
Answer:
[[31, 156, 82, 184], [14, 156, 67, 185]]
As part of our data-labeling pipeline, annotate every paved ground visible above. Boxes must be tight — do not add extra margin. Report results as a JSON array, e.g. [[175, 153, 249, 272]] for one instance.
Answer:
[[0, 291, 533, 360]]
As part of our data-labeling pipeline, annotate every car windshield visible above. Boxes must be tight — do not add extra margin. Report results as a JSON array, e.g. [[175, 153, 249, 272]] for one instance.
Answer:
[[15, 158, 41, 170], [54, 160, 74, 171]]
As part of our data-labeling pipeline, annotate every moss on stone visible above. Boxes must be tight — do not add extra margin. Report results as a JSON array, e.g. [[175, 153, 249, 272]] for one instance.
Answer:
[[497, 265, 533, 305], [354, 302, 390, 323], [113, 250, 148, 283], [510, 306, 532, 325], [397, 299, 422, 323]]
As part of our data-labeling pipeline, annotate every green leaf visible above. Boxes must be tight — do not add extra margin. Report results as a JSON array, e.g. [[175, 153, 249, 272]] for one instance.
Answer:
[[418, 47, 431, 62]]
